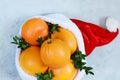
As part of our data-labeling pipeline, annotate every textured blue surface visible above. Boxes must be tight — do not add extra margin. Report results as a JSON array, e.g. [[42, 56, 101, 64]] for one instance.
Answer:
[[0, 0, 120, 80]]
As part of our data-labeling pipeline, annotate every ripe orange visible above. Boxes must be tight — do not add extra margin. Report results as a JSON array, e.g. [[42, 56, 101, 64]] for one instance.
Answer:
[[49, 60, 77, 80], [19, 46, 48, 76], [40, 39, 71, 68], [21, 18, 48, 45], [51, 28, 77, 54]]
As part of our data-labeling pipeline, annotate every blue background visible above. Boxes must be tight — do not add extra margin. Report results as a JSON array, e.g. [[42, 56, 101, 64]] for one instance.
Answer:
[[0, 0, 120, 80]]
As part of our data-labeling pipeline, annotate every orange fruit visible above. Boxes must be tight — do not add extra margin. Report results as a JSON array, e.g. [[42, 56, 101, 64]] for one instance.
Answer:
[[40, 39, 71, 68], [21, 18, 48, 45], [19, 46, 48, 76], [49, 60, 77, 80], [51, 28, 77, 54]]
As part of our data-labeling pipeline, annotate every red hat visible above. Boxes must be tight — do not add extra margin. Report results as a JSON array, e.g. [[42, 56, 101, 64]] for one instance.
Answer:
[[71, 17, 119, 56]]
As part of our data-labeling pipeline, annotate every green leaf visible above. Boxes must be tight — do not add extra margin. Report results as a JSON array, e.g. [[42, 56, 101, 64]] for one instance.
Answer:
[[37, 37, 43, 46], [11, 36, 29, 50], [36, 70, 54, 80], [81, 62, 86, 66], [89, 71, 94, 75], [46, 34, 51, 39], [46, 22, 59, 39], [50, 26, 56, 33], [49, 70, 53, 78]]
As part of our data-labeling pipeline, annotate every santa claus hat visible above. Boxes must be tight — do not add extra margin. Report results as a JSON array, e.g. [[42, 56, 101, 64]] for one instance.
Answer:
[[71, 17, 119, 56]]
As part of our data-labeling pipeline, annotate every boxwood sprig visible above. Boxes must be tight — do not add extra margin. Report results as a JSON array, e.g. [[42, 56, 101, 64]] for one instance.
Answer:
[[71, 50, 94, 75], [46, 22, 59, 39], [11, 36, 30, 50], [37, 37, 43, 46], [36, 70, 54, 80]]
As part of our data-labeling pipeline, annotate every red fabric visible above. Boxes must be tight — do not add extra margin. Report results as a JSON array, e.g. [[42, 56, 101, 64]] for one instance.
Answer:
[[71, 19, 119, 56]]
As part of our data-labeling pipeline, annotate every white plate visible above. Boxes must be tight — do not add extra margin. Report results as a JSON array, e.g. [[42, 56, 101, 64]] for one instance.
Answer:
[[15, 14, 86, 80]]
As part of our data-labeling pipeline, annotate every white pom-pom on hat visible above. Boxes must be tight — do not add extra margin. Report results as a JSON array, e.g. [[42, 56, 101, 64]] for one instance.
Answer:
[[106, 17, 119, 32]]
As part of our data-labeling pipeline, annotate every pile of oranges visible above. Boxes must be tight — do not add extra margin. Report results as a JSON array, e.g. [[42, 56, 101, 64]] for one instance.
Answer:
[[19, 18, 78, 80]]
